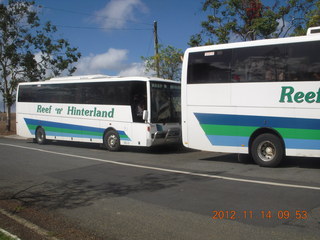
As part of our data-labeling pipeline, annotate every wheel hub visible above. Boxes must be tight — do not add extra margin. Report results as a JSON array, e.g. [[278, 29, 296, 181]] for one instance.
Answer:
[[109, 135, 117, 146], [258, 141, 276, 162]]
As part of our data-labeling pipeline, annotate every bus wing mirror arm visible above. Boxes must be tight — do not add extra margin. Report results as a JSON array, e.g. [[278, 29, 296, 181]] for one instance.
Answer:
[[143, 110, 148, 122]]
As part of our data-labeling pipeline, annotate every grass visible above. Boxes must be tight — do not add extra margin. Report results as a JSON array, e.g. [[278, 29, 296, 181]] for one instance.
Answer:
[[0, 230, 17, 240]]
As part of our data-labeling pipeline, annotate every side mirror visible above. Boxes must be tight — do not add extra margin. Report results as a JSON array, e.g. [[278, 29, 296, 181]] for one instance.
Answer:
[[142, 110, 148, 122]]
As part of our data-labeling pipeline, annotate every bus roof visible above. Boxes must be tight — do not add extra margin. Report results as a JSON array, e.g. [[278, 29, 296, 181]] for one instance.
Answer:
[[19, 75, 179, 85], [185, 26, 320, 54]]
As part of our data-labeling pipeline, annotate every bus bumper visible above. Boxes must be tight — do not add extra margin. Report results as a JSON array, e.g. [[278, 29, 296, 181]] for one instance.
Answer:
[[151, 128, 181, 145]]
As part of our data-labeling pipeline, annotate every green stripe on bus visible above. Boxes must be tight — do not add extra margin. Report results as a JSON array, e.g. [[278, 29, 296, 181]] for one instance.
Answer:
[[200, 124, 258, 137], [276, 128, 320, 140], [27, 124, 103, 137], [46, 126, 103, 137], [27, 124, 37, 130], [119, 134, 128, 139], [200, 124, 320, 140]]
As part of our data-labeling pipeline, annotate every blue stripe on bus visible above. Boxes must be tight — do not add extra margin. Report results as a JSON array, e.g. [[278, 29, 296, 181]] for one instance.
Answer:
[[194, 113, 320, 130], [45, 131, 102, 139], [28, 129, 102, 140], [207, 135, 250, 147], [206, 135, 320, 150], [24, 118, 104, 133], [24, 118, 131, 141], [285, 139, 320, 150], [117, 130, 131, 141], [117, 130, 126, 136]]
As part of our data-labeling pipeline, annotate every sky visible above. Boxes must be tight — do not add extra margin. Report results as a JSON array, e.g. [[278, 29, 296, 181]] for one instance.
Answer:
[[1, 0, 207, 111], [36, 0, 206, 76], [0, 0, 303, 111]]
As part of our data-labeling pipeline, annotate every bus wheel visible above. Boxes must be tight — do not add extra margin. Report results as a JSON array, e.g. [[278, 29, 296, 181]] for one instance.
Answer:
[[35, 127, 47, 145], [251, 133, 284, 167], [104, 130, 121, 151]]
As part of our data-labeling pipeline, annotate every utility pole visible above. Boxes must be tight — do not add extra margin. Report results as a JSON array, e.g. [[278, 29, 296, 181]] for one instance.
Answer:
[[153, 21, 160, 78]]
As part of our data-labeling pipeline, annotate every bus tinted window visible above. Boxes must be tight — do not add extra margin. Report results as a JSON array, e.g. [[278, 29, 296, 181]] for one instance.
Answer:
[[80, 82, 131, 105], [187, 50, 232, 83], [18, 85, 37, 102], [150, 82, 181, 123], [18, 84, 76, 103], [287, 42, 320, 81], [18, 81, 134, 105], [232, 45, 286, 82], [187, 41, 320, 83]]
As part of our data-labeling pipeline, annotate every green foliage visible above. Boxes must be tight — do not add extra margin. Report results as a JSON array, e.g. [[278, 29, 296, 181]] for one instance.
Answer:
[[189, 0, 319, 46], [292, 0, 320, 35], [0, 0, 81, 131], [142, 45, 183, 81], [0, 231, 15, 240]]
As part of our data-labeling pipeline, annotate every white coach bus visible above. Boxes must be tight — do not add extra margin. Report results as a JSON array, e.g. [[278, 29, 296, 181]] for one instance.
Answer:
[[181, 27, 320, 167], [16, 75, 181, 151]]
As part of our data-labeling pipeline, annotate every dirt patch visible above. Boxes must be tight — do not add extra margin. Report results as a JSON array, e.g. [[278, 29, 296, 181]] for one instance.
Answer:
[[0, 113, 16, 135], [0, 198, 103, 240]]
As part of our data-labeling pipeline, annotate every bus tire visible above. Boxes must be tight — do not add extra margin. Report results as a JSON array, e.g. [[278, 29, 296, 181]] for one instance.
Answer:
[[104, 130, 121, 151], [251, 133, 284, 167], [35, 127, 47, 145]]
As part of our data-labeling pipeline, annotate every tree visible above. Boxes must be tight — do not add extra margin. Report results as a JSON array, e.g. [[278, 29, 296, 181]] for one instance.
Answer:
[[142, 45, 183, 81], [292, 0, 320, 35], [308, 1, 320, 26], [189, 0, 318, 46], [0, 0, 81, 131]]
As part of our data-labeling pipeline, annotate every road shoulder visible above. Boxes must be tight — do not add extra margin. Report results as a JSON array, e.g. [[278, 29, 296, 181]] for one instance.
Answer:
[[0, 198, 102, 240]]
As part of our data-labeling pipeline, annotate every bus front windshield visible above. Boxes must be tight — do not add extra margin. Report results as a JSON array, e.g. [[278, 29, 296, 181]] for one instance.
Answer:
[[150, 81, 181, 124]]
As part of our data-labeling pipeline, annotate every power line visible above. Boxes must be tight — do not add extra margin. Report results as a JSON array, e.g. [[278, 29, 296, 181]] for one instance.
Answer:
[[40, 6, 153, 27], [54, 24, 152, 31]]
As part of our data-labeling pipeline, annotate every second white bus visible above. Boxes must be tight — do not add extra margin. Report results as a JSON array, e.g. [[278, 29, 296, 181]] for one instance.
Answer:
[[181, 27, 320, 167], [16, 75, 181, 151]]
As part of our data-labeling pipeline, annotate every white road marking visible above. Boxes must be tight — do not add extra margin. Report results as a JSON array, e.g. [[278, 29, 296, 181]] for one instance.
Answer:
[[0, 227, 21, 240], [1, 142, 320, 191]]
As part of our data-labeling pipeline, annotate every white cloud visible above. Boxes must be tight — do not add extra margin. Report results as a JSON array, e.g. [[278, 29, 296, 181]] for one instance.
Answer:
[[118, 62, 148, 76], [94, 0, 148, 29], [75, 49, 151, 77], [76, 48, 128, 75]]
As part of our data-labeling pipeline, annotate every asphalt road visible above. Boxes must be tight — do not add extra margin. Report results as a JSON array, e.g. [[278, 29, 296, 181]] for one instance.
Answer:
[[0, 137, 319, 240]]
